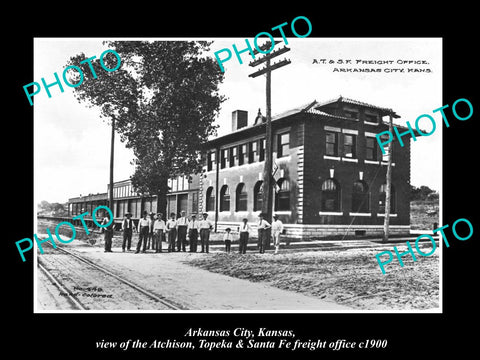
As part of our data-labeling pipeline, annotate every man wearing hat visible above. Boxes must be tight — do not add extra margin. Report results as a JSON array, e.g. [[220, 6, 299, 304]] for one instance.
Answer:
[[136, 211, 151, 253], [272, 214, 284, 255], [199, 212, 213, 253], [166, 212, 178, 252], [176, 210, 188, 252], [223, 227, 233, 253], [146, 212, 155, 250], [121, 212, 134, 252], [257, 213, 271, 254], [153, 213, 166, 253], [188, 214, 200, 252], [102, 213, 114, 253]]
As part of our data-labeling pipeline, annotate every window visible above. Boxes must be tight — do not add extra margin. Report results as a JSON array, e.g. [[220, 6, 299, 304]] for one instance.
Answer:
[[229, 146, 237, 167], [378, 184, 396, 213], [345, 110, 358, 119], [366, 137, 377, 160], [206, 187, 215, 212], [259, 138, 266, 161], [236, 183, 248, 211], [220, 148, 228, 169], [365, 114, 378, 123], [275, 178, 290, 211], [239, 144, 248, 165], [192, 192, 198, 213], [277, 132, 290, 157], [325, 132, 338, 156], [220, 185, 230, 211], [352, 180, 370, 212], [254, 181, 264, 211], [249, 141, 258, 163], [321, 179, 341, 211], [207, 151, 216, 171], [343, 134, 356, 158], [178, 176, 184, 191]]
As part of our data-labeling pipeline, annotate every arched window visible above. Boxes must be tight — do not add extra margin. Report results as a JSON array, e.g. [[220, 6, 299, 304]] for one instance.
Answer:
[[220, 185, 230, 212], [254, 181, 263, 211], [275, 178, 290, 211], [236, 183, 248, 211], [379, 184, 396, 213], [321, 178, 341, 211], [206, 187, 215, 212], [352, 180, 370, 213]]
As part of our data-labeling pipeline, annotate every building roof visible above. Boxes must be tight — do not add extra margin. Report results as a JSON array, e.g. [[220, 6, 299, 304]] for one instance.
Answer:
[[208, 96, 399, 146], [313, 96, 396, 116]]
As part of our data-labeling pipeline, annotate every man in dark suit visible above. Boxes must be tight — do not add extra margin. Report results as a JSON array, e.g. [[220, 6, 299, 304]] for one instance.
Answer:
[[122, 212, 134, 252]]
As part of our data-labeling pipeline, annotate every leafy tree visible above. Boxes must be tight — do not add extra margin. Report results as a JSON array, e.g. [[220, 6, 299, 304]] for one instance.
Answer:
[[38, 200, 51, 212], [410, 185, 437, 201], [67, 41, 225, 216], [37, 201, 67, 214]]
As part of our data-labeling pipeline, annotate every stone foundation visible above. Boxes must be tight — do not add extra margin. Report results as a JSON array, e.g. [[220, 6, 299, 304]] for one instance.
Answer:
[[213, 222, 410, 240]]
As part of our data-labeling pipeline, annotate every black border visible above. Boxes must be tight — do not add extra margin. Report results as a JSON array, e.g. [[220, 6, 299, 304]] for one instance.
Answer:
[[8, 6, 478, 357]]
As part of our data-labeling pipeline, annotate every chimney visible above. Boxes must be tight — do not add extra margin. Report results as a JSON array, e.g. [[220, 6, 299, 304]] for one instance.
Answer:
[[232, 110, 248, 131]]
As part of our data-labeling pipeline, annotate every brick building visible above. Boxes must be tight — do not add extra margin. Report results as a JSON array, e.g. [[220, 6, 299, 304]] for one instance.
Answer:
[[68, 96, 413, 239], [68, 175, 199, 224], [199, 96, 412, 238]]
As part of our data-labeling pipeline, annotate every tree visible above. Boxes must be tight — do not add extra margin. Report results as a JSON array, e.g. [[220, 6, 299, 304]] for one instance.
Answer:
[[67, 41, 225, 216], [410, 185, 437, 201]]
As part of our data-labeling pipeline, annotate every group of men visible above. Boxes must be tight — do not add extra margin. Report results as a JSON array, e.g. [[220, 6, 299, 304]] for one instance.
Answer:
[[104, 210, 285, 255], [121, 210, 214, 254]]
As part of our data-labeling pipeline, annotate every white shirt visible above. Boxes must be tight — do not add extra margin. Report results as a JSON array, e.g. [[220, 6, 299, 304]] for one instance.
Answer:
[[199, 219, 213, 230], [166, 219, 177, 231], [137, 217, 151, 231], [188, 220, 200, 231], [177, 216, 188, 226], [153, 219, 166, 231], [272, 219, 284, 233], [223, 232, 233, 242], [238, 222, 252, 232], [257, 219, 271, 229]]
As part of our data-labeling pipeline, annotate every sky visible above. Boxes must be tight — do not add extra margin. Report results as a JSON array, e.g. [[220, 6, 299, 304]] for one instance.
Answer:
[[34, 37, 442, 204]]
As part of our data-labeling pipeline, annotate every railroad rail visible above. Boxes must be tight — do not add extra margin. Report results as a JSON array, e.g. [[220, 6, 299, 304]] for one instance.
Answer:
[[38, 244, 185, 311]]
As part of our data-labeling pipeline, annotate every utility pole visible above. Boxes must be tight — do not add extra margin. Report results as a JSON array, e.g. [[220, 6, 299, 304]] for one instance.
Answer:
[[383, 110, 399, 242], [249, 41, 291, 248], [109, 117, 115, 219]]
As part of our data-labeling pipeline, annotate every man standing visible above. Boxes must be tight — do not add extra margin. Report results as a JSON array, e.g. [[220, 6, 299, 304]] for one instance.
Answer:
[[146, 212, 155, 250], [166, 212, 178, 252], [153, 213, 166, 253], [238, 218, 252, 254], [272, 214, 284, 255], [188, 214, 200, 252], [121, 212, 134, 252], [135, 211, 151, 253], [176, 210, 188, 252], [257, 213, 271, 254], [102, 214, 114, 253], [199, 212, 213, 253]]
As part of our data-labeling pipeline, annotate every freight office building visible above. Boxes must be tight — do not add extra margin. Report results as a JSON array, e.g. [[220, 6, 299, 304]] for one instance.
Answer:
[[200, 96, 411, 239]]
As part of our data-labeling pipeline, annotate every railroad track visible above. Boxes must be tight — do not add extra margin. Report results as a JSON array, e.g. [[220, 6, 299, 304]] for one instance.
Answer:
[[38, 245, 184, 311]]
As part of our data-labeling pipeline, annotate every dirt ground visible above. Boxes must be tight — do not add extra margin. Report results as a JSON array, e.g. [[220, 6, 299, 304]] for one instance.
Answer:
[[182, 245, 440, 311]]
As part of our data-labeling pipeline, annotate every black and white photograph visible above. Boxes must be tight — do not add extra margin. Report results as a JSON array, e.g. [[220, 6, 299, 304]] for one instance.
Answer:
[[8, 7, 478, 357], [33, 37, 442, 312]]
